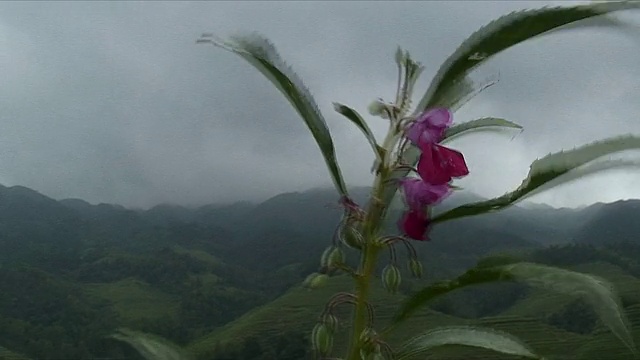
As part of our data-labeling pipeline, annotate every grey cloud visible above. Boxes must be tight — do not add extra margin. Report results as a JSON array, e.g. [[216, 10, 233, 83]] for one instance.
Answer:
[[0, 1, 638, 208]]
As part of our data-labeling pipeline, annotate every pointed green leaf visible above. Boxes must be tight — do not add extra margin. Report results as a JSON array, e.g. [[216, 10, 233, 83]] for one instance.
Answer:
[[414, 1, 640, 113], [432, 135, 640, 223], [431, 76, 475, 111], [442, 117, 523, 143], [110, 328, 190, 360], [392, 260, 516, 324], [522, 158, 640, 201], [433, 74, 499, 113], [392, 262, 635, 354], [198, 33, 348, 196], [396, 326, 540, 360], [333, 103, 384, 161]]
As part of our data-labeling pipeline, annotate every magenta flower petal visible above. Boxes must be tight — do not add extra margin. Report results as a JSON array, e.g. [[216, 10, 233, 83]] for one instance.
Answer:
[[434, 144, 469, 178], [416, 108, 452, 128], [405, 108, 452, 145], [416, 145, 452, 185], [400, 178, 452, 211], [417, 143, 470, 185], [399, 210, 431, 241], [405, 121, 428, 145], [422, 127, 446, 145]]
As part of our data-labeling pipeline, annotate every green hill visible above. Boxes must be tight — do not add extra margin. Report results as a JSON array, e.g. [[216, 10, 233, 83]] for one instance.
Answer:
[[0, 346, 30, 360], [84, 278, 181, 323], [1, 184, 640, 359], [188, 260, 640, 360]]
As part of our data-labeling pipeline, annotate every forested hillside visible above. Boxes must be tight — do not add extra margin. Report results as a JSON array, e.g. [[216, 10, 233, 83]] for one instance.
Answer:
[[0, 183, 638, 359]]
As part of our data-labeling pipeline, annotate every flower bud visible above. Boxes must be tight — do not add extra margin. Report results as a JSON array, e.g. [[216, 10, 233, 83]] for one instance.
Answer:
[[382, 264, 402, 294], [302, 273, 329, 289], [408, 258, 423, 278], [340, 223, 364, 249], [321, 313, 339, 333], [358, 330, 381, 360], [327, 247, 345, 269], [359, 327, 377, 344], [320, 246, 336, 268], [311, 323, 333, 355], [368, 100, 391, 119]]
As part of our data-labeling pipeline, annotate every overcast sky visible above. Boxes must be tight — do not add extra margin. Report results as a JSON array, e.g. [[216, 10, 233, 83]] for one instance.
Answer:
[[0, 1, 639, 209]]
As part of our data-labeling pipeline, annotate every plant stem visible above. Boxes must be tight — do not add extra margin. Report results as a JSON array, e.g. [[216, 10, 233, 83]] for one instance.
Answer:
[[346, 243, 379, 360], [346, 126, 397, 360]]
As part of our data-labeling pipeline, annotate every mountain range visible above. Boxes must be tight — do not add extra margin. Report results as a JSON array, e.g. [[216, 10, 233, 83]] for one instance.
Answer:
[[0, 183, 639, 360]]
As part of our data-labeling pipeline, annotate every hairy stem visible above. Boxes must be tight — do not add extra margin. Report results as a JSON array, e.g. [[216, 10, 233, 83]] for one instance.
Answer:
[[345, 125, 397, 360], [346, 243, 380, 360]]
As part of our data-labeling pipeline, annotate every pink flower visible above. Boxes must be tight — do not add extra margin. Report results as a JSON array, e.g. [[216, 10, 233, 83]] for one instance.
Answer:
[[405, 108, 469, 185], [398, 179, 450, 240], [417, 143, 469, 185], [405, 108, 452, 145], [400, 178, 451, 211], [399, 210, 431, 241], [398, 107, 470, 240]]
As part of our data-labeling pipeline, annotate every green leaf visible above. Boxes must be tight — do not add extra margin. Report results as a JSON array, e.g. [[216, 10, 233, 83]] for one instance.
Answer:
[[414, 1, 640, 113], [110, 328, 190, 360], [442, 117, 523, 143], [198, 33, 348, 196], [522, 158, 640, 201], [432, 135, 640, 223], [395, 326, 540, 360], [504, 263, 635, 353], [392, 262, 635, 354], [431, 76, 475, 111], [397, 50, 425, 116], [433, 74, 499, 113], [392, 261, 515, 325], [333, 103, 384, 161]]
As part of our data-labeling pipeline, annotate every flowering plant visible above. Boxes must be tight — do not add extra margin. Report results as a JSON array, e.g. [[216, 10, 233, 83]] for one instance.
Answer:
[[118, 2, 640, 360], [193, 2, 640, 359]]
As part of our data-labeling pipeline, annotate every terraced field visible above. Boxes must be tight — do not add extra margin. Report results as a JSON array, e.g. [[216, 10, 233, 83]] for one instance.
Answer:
[[84, 277, 180, 323], [0, 347, 30, 360], [188, 262, 640, 360]]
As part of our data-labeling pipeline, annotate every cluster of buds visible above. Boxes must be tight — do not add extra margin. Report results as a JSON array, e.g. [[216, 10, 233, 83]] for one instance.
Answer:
[[378, 235, 424, 295], [312, 293, 372, 358], [309, 196, 366, 284]]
